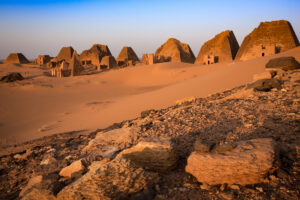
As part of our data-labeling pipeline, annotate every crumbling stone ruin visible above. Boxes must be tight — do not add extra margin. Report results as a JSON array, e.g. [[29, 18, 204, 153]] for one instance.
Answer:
[[235, 20, 299, 61], [47, 46, 75, 68], [80, 44, 112, 67], [97, 55, 117, 71], [195, 30, 240, 65], [116, 46, 140, 66], [155, 38, 195, 63], [4, 53, 29, 64], [34, 55, 51, 66], [142, 53, 155, 65], [51, 51, 83, 77]]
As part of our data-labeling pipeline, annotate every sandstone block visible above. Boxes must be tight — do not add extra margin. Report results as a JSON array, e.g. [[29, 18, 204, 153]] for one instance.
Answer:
[[119, 138, 177, 172], [266, 56, 300, 71], [57, 157, 159, 199], [59, 159, 85, 179], [185, 138, 278, 185]]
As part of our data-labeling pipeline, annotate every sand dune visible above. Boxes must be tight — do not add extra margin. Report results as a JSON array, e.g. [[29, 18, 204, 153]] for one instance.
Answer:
[[0, 47, 300, 147]]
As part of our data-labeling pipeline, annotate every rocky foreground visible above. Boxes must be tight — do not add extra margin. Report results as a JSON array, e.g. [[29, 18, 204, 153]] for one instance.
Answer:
[[1, 67, 299, 200]]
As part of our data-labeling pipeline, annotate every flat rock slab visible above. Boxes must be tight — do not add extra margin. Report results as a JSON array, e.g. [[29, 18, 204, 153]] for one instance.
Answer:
[[185, 138, 277, 186], [83, 127, 136, 154], [266, 56, 300, 71], [57, 157, 159, 200], [119, 138, 177, 172]]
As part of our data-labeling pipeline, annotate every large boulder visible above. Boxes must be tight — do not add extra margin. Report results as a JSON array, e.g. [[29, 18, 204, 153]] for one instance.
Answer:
[[185, 138, 278, 186], [195, 30, 239, 65], [57, 157, 159, 200], [119, 138, 177, 172], [265, 56, 300, 71], [235, 20, 299, 61], [155, 38, 195, 63], [80, 44, 112, 66], [4, 53, 29, 64], [116, 46, 140, 66], [246, 78, 282, 91], [0, 72, 24, 82]]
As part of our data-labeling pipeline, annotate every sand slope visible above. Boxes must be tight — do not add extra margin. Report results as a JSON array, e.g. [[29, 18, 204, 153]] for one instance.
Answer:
[[0, 47, 300, 146]]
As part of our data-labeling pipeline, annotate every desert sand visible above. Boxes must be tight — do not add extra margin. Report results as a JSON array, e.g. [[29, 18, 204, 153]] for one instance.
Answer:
[[0, 46, 300, 147]]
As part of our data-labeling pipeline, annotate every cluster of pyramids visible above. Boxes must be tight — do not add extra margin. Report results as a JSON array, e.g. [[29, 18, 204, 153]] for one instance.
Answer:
[[3, 20, 299, 76]]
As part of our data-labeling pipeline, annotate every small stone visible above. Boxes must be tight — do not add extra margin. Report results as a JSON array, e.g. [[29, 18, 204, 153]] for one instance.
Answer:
[[19, 175, 43, 197], [230, 184, 240, 190], [200, 183, 211, 190], [219, 192, 233, 200], [256, 187, 263, 192], [59, 159, 85, 179]]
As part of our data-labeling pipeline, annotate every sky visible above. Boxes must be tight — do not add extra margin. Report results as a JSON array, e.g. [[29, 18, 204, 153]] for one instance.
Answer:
[[0, 0, 299, 60]]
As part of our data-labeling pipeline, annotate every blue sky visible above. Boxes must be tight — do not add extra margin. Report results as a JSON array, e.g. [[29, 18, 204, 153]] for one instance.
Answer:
[[0, 0, 299, 60]]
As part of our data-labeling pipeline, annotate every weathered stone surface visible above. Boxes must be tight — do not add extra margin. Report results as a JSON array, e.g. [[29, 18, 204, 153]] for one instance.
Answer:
[[0, 72, 24, 82], [155, 38, 195, 63], [119, 138, 177, 172], [253, 71, 273, 81], [265, 56, 300, 71], [57, 157, 159, 200], [142, 53, 155, 65], [83, 127, 136, 154], [235, 20, 299, 61], [246, 78, 282, 91], [22, 188, 56, 200], [80, 44, 112, 66], [4, 53, 29, 64], [98, 55, 117, 70], [175, 96, 196, 105], [19, 175, 43, 197], [59, 159, 85, 179], [185, 138, 278, 186], [56, 46, 75, 63], [195, 30, 239, 65], [117, 46, 139, 66], [69, 50, 84, 76], [34, 55, 51, 65]]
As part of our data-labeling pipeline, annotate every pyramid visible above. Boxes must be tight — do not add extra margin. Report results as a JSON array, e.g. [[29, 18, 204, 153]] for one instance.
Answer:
[[235, 20, 299, 61], [70, 51, 84, 76], [4, 53, 29, 64], [116, 47, 139, 66], [80, 44, 112, 66], [155, 38, 195, 63], [34, 55, 51, 65], [56, 46, 75, 62], [195, 30, 239, 65]]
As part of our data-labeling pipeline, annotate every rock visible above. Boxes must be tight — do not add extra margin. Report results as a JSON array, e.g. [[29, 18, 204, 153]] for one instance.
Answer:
[[265, 56, 300, 71], [4, 53, 29, 64], [22, 188, 56, 200], [19, 175, 43, 197], [116, 46, 140, 66], [57, 157, 159, 199], [13, 149, 31, 160], [200, 183, 211, 190], [185, 138, 278, 185], [246, 78, 282, 91], [195, 30, 239, 65], [235, 20, 299, 61], [40, 154, 57, 166], [253, 71, 273, 81], [118, 138, 177, 172], [214, 143, 237, 153], [256, 187, 264, 192], [194, 139, 212, 153], [175, 96, 196, 105], [0, 72, 24, 82], [59, 159, 85, 179], [83, 127, 136, 153], [80, 44, 112, 67], [230, 185, 240, 190], [155, 38, 195, 63]]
